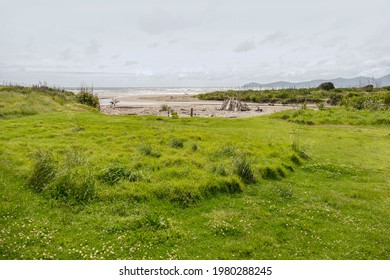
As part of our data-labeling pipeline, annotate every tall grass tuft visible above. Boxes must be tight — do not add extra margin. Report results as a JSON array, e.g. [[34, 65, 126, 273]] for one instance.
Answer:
[[260, 165, 286, 180], [211, 164, 228, 176], [27, 149, 96, 203], [48, 169, 96, 203], [139, 144, 161, 158], [170, 138, 184, 148], [99, 165, 143, 185], [27, 150, 57, 193], [291, 130, 310, 159], [232, 154, 256, 183]]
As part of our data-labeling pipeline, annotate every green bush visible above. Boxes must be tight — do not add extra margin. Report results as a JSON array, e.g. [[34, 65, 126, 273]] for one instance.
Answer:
[[76, 92, 99, 109], [319, 82, 335, 91]]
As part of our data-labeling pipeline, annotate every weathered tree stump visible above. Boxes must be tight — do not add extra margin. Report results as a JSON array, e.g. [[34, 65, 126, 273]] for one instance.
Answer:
[[219, 98, 250, 111]]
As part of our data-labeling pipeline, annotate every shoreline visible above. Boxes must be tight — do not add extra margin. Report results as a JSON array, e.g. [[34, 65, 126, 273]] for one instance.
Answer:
[[99, 93, 301, 118]]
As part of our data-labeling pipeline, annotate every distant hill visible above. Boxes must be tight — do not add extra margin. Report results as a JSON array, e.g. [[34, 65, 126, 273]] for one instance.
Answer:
[[243, 74, 390, 88]]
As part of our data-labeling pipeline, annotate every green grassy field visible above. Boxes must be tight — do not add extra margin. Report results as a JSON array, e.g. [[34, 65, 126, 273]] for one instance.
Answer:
[[1, 86, 389, 259]]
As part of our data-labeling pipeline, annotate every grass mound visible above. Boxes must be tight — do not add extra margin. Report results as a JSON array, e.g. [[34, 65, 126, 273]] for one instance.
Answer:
[[1, 93, 389, 259], [0, 85, 98, 119]]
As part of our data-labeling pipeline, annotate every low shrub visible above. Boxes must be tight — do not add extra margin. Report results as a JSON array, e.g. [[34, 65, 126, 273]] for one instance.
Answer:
[[160, 104, 170, 111], [328, 92, 343, 105], [76, 91, 99, 109]]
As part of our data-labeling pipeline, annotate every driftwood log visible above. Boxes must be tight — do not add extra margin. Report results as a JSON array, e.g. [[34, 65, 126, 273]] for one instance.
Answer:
[[110, 98, 119, 107], [219, 98, 250, 111]]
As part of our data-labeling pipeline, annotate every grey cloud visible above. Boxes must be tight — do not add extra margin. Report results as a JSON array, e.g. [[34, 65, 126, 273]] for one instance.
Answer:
[[138, 9, 196, 35], [148, 42, 160, 48], [234, 40, 256, 53], [85, 40, 101, 55], [259, 32, 289, 44], [2, 0, 390, 87], [169, 38, 183, 45], [123, 61, 138, 67]]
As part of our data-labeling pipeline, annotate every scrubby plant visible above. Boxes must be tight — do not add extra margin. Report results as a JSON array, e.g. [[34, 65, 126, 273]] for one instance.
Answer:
[[160, 104, 170, 111], [384, 93, 390, 107], [328, 92, 343, 105], [317, 102, 325, 110], [76, 92, 99, 109], [76, 86, 99, 109], [345, 96, 383, 110]]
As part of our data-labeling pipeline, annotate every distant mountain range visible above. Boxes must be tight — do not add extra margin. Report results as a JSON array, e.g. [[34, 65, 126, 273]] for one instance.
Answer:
[[243, 74, 390, 88]]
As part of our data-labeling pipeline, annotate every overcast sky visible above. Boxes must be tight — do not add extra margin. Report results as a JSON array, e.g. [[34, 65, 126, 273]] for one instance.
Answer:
[[1, 0, 390, 87]]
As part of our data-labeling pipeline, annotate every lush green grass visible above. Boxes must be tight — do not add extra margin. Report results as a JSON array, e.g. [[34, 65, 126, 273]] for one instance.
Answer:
[[271, 107, 390, 125], [1, 87, 389, 260]]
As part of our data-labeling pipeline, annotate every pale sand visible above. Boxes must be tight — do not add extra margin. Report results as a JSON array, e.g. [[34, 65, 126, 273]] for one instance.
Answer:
[[100, 94, 301, 118]]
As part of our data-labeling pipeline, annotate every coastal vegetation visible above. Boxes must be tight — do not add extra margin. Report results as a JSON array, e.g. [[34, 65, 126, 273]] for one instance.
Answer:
[[0, 85, 389, 259], [198, 85, 390, 110]]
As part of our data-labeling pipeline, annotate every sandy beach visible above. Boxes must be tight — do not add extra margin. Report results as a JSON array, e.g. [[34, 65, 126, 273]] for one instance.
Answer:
[[100, 93, 301, 118]]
